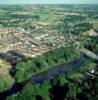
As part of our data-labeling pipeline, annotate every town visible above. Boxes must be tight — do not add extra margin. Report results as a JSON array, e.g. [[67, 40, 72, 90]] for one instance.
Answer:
[[0, 4, 98, 100]]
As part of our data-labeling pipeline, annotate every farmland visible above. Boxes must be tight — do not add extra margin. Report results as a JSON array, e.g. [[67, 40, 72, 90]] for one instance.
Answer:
[[0, 4, 98, 100]]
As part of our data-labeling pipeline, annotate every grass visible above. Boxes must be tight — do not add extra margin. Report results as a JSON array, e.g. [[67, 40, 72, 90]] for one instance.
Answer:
[[0, 59, 14, 91], [90, 19, 98, 30]]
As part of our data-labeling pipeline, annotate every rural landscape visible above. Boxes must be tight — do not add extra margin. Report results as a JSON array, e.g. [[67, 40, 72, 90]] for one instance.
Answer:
[[0, 4, 98, 100]]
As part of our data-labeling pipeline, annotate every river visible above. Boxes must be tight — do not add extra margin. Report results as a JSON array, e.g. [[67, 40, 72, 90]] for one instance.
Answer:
[[0, 56, 87, 99]]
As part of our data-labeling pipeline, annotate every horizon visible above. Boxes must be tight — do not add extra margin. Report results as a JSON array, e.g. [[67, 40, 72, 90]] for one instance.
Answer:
[[0, 0, 98, 5]]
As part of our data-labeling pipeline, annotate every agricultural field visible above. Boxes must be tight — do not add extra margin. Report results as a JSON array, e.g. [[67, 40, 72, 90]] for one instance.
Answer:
[[0, 4, 98, 100]]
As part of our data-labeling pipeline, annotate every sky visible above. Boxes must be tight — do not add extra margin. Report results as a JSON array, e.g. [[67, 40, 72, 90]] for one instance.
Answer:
[[0, 0, 98, 4]]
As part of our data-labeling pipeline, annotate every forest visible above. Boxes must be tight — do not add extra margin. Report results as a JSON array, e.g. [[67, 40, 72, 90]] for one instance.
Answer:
[[7, 59, 98, 100], [0, 4, 98, 100], [14, 46, 80, 82]]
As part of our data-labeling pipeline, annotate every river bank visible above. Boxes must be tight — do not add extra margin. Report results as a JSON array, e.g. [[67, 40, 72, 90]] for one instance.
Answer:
[[0, 56, 87, 99]]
